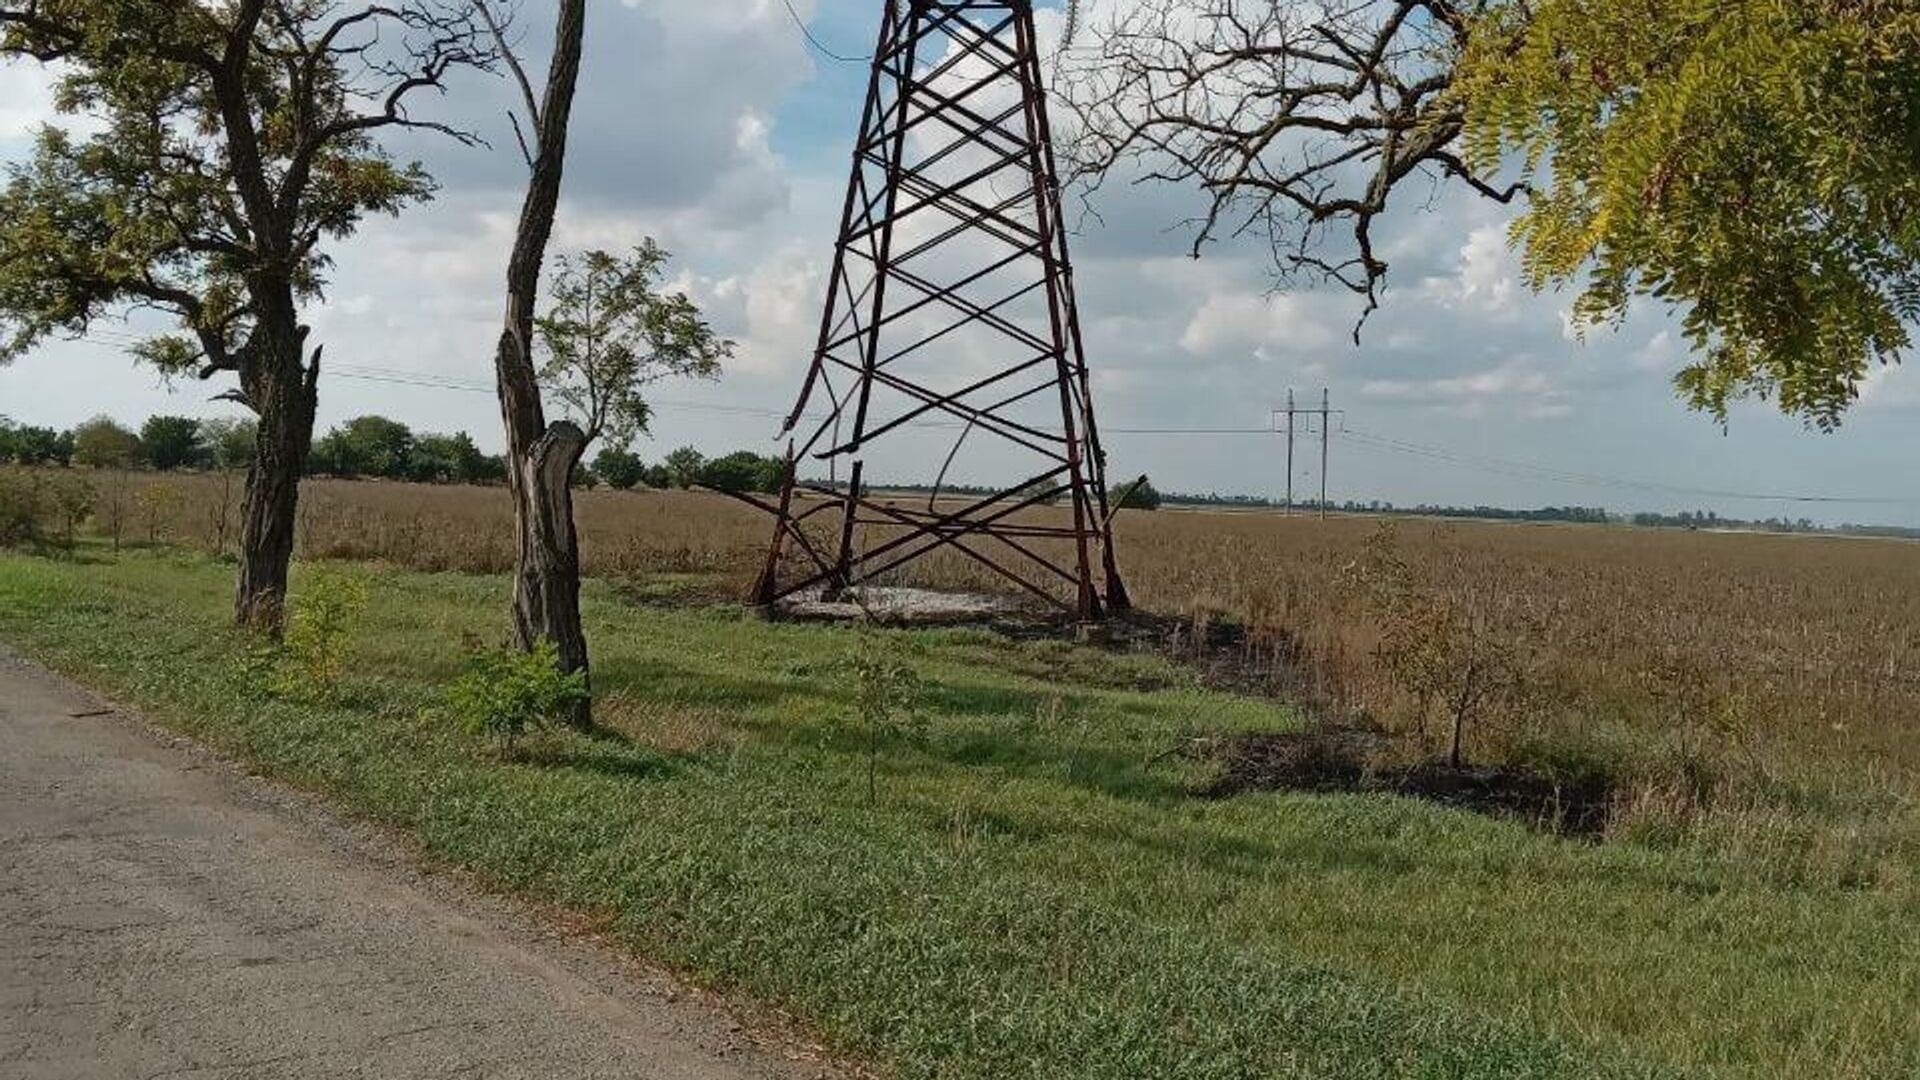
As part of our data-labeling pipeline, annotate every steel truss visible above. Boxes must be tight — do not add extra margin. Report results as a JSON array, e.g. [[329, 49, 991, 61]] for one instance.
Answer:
[[748, 0, 1128, 619]]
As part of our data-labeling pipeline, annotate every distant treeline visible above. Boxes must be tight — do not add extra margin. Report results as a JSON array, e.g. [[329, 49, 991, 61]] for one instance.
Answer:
[[1159, 495, 1920, 540], [0, 413, 787, 495], [6, 413, 1914, 538]]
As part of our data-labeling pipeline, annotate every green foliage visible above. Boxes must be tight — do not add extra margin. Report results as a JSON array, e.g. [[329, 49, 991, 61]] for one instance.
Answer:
[[663, 445, 705, 490], [444, 638, 590, 752], [272, 569, 369, 701], [406, 431, 491, 485], [0, 469, 42, 549], [535, 243, 733, 448], [312, 415, 414, 479], [70, 415, 140, 468], [8, 424, 72, 466], [198, 417, 257, 471], [696, 450, 784, 495], [1118, 475, 1161, 511], [139, 415, 201, 471], [1458, 0, 1920, 428], [0, 6, 449, 370], [591, 446, 649, 490], [0, 467, 94, 554]]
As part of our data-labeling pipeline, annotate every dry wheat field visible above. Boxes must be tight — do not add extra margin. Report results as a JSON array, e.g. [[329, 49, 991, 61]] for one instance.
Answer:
[[93, 469, 1920, 887]]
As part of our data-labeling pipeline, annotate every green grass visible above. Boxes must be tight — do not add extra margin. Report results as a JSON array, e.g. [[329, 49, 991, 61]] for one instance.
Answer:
[[0, 549, 1915, 1079]]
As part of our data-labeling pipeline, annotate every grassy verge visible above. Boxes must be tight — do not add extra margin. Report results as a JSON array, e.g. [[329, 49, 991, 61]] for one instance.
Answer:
[[1, 549, 1914, 1078]]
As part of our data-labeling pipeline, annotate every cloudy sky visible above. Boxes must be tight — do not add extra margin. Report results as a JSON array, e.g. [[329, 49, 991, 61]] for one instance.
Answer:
[[2, 0, 1917, 525]]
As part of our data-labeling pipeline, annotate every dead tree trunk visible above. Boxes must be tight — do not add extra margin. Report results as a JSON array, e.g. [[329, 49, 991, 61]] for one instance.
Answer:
[[487, 0, 590, 723]]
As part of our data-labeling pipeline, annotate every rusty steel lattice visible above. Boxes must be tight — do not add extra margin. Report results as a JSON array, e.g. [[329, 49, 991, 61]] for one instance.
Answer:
[[748, 0, 1129, 619]]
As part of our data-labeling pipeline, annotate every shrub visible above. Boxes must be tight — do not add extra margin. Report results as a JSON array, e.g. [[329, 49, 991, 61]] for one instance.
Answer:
[[1336, 523, 1534, 767], [275, 569, 370, 699], [0, 469, 42, 548], [445, 639, 590, 752], [44, 473, 94, 553], [0, 469, 92, 554]]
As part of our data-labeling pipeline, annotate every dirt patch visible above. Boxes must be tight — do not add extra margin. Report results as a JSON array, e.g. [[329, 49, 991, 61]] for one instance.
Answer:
[[1194, 728, 1616, 839], [754, 593, 1317, 702], [777, 585, 1063, 627]]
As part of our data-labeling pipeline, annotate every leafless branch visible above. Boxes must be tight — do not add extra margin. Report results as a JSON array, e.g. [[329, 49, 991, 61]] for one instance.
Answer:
[[1060, 0, 1512, 336]]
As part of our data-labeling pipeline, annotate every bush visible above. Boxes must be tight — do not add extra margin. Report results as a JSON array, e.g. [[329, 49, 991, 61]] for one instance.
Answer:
[[72, 416, 141, 469], [664, 446, 705, 489], [274, 570, 370, 700], [0, 469, 41, 548], [444, 639, 590, 752], [0, 468, 93, 554]]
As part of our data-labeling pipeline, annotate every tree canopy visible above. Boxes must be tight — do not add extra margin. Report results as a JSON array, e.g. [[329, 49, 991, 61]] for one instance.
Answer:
[[70, 414, 139, 467], [139, 415, 201, 471], [0, 0, 497, 628], [1458, 0, 1920, 428], [1062, 1, 1512, 320], [535, 243, 732, 451], [1063, 0, 1918, 427], [0, 1, 489, 380]]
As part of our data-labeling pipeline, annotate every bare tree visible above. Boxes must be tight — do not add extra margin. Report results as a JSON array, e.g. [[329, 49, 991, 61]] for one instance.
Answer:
[[0, 0, 493, 631], [1060, 0, 1518, 330], [471, 0, 591, 721]]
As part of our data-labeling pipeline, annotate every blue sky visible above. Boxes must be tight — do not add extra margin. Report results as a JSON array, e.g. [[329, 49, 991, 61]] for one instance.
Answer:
[[2, 0, 1917, 526]]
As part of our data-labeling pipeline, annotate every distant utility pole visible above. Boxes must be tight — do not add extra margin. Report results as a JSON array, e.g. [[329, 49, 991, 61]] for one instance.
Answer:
[[1277, 388, 1339, 519], [1319, 387, 1330, 519], [1282, 390, 1297, 511]]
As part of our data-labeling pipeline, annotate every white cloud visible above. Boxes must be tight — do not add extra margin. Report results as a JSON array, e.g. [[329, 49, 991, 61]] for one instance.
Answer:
[[1415, 224, 1522, 318], [1178, 289, 1342, 361], [1360, 361, 1571, 420], [0, 65, 55, 140], [1857, 361, 1920, 412]]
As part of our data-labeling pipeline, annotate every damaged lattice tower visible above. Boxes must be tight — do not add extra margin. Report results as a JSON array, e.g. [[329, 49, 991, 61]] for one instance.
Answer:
[[750, 0, 1129, 619]]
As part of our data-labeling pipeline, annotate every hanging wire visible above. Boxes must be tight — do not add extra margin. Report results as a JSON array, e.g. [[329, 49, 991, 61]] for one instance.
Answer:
[[781, 0, 872, 64]]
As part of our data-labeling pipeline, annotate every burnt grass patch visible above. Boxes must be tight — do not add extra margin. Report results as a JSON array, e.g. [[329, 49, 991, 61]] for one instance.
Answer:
[[1192, 727, 1618, 839]]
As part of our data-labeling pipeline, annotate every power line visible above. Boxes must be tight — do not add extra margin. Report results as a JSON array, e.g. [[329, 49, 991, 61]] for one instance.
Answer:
[[780, 0, 871, 64]]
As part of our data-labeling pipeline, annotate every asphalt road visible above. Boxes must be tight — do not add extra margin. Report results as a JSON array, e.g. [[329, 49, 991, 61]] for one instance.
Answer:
[[0, 649, 844, 1080]]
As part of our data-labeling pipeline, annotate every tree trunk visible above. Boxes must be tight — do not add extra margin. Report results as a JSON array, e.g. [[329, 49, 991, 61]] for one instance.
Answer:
[[492, 0, 589, 723], [508, 416, 588, 682], [234, 335, 319, 634]]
